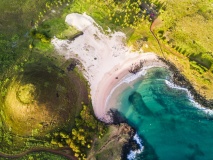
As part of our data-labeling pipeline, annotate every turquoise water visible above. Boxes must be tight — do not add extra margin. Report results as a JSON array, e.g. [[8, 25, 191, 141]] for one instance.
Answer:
[[115, 68, 213, 160]]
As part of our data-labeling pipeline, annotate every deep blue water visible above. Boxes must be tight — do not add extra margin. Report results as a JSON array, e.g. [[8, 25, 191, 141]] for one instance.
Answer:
[[114, 68, 213, 160]]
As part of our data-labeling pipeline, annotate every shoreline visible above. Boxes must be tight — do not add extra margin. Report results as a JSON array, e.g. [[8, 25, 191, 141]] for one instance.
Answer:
[[97, 56, 167, 122], [52, 13, 167, 121], [105, 59, 213, 123], [159, 57, 213, 109], [104, 64, 168, 122], [52, 13, 213, 121], [106, 109, 142, 160], [51, 13, 213, 160], [107, 60, 213, 160]]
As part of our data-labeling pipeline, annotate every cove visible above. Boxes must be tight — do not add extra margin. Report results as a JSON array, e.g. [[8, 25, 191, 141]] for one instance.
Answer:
[[109, 67, 213, 160]]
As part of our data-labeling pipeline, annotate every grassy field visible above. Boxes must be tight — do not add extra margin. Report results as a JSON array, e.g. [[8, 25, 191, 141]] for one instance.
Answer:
[[0, 151, 68, 160], [15, 152, 67, 160], [0, 54, 89, 154], [0, 0, 51, 75], [150, 0, 213, 99], [0, 0, 213, 158], [0, 0, 90, 156]]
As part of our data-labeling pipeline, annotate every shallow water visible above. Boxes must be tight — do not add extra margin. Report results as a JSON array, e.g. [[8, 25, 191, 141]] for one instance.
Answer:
[[113, 68, 213, 160]]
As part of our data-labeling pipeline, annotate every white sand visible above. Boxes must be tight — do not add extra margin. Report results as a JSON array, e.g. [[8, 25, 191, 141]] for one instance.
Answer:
[[52, 13, 167, 121]]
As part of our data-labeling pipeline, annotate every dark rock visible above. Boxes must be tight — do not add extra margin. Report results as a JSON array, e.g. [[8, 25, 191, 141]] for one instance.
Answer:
[[67, 59, 80, 71], [129, 60, 144, 74], [159, 57, 213, 109], [121, 134, 140, 160], [106, 109, 127, 125]]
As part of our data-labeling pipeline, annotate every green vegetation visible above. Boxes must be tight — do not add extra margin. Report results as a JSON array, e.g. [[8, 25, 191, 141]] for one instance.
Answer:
[[30, 16, 80, 52], [17, 152, 67, 160], [151, 0, 213, 98], [0, 152, 68, 160], [65, 0, 160, 30], [158, 0, 213, 63], [0, 0, 131, 159], [1, 0, 213, 159], [4, 56, 75, 135], [61, 0, 164, 56], [190, 61, 208, 74], [66, 0, 213, 99], [0, 0, 49, 74], [0, 54, 89, 154], [50, 104, 108, 160], [0, 0, 92, 158], [0, 0, 76, 75]]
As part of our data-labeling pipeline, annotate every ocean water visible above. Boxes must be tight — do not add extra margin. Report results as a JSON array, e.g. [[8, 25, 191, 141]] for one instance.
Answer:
[[113, 67, 213, 160]]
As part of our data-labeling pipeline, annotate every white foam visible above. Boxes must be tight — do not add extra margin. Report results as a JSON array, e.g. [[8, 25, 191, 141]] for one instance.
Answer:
[[106, 65, 162, 110], [165, 80, 213, 115], [122, 66, 150, 83], [127, 133, 144, 160]]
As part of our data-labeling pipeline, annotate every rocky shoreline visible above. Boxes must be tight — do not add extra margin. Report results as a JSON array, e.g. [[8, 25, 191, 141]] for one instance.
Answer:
[[97, 57, 213, 160], [159, 57, 213, 109], [106, 109, 140, 160], [121, 134, 141, 160]]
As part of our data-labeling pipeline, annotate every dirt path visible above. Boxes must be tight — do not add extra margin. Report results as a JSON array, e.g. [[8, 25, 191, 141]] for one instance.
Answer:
[[0, 147, 77, 160], [150, 19, 165, 59], [150, 18, 185, 59]]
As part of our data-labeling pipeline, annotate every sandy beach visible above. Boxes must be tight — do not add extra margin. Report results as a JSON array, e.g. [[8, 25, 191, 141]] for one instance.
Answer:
[[52, 13, 167, 121]]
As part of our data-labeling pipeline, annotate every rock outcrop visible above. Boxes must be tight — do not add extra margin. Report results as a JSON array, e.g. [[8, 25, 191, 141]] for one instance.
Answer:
[[87, 123, 135, 160]]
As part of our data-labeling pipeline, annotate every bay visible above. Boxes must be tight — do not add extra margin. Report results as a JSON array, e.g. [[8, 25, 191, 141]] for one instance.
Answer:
[[111, 68, 213, 160]]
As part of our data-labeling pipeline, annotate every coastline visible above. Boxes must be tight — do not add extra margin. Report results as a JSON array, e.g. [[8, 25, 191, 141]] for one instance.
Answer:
[[104, 64, 168, 121], [97, 56, 167, 122], [159, 57, 213, 109], [51, 13, 167, 159], [51, 12, 213, 121], [105, 109, 142, 160], [52, 13, 167, 121], [50, 13, 213, 160], [106, 60, 213, 160]]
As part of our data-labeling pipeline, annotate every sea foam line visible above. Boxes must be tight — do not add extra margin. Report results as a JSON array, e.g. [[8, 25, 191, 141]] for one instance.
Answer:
[[127, 133, 144, 160], [104, 66, 160, 122], [165, 80, 213, 115], [106, 65, 161, 108]]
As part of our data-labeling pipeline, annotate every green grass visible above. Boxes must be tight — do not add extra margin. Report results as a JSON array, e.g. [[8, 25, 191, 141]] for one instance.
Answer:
[[0, 0, 91, 151], [0, 151, 68, 160], [139, 0, 213, 99], [0, 0, 54, 75], [190, 61, 207, 74], [34, 17, 78, 39], [1, 0, 213, 157], [62, 0, 163, 53], [0, 0, 89, 157], [155, 0, 213, 68], [0, 53, 89, 154]]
